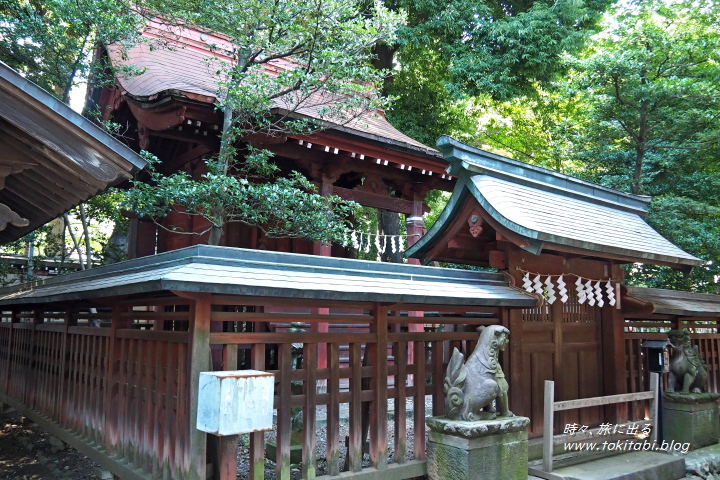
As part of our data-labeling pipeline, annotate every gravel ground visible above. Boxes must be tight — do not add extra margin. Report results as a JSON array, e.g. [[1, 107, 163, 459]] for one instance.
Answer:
[[0, 410, 99, 479], [237, 396, 434, 480], [0, 397, 434, 480]]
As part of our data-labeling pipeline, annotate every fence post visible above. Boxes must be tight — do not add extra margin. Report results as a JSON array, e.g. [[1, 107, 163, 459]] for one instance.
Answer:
[[188, 293, 211, 480], [543, 380, 555, 473]]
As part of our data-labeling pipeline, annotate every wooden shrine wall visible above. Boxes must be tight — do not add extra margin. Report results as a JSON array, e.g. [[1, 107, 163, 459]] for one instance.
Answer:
[[519, 296, 604, 438], [0, 301, 194, 480]]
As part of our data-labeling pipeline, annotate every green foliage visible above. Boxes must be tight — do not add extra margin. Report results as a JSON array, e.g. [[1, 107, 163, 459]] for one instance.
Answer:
[[564, 0, 720, 194], [0, 0, 143, 101], [3, 0, 404, 251], [422, 189, 450, 230], [125, 152, 358, 244], [385, 0, 612, 142]]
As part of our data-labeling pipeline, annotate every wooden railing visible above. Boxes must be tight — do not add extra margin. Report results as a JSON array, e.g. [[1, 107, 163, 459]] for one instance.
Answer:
[[529, 373, 659, 479], [209, 326, 473, 479], [206, 301, 498, 480]]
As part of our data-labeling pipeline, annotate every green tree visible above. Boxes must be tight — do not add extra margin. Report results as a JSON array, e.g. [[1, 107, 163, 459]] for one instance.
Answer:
[[1, 0, 145, 271], [384, 0, 613, 142], [3, 0, 402, 252], [565, 0, 720, 291], [567, 0, 720, 195], [0, 0, 142, 102]]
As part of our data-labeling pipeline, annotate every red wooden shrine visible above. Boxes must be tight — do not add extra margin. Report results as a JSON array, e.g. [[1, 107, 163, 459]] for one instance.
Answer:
[[2, 18, 720, 480], [91, 19, 454, 259]]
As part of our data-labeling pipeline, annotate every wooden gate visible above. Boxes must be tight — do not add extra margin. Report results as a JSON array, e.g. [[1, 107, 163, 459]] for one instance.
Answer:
[[520, 294, 604, 437]]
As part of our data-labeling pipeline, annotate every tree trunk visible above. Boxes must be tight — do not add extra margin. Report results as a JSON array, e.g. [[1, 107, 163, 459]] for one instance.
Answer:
[[371, 43, 399, 96], [208, 225, 223, 246], [378, 209, 403, 263], [79, 204, 92, 269], [63, 213, 85, 270]]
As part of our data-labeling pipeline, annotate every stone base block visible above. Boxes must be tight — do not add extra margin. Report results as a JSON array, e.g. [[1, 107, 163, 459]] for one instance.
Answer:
[[265, 442, 302, 464], [663, 392, 720, 451], [426, 416, 530, 480]]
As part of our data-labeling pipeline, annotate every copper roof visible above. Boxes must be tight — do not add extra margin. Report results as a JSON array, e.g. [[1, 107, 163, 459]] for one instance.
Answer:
[[0, 245, 538, 307], [108, 20, 438, 157], [626, 286, 720, 317], [407, 136, 703, 267]]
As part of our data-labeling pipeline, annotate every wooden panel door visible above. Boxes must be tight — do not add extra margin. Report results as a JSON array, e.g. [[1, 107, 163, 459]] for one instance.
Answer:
[[521, 296, 604, 438]]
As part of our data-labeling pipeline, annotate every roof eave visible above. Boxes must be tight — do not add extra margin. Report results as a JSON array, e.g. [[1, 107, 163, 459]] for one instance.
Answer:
[[0, 62, 147, 173]]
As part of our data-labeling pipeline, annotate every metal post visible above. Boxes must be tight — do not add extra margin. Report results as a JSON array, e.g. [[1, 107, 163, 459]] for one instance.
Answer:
[[650, 372, 661, 444], [543, 380, 554, 472]]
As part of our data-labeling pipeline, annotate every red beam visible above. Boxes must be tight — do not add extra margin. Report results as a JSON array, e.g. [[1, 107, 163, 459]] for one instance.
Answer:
[[333, 186, 427, 214]]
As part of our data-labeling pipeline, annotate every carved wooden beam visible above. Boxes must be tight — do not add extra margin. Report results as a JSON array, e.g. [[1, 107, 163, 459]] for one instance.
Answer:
[[0, 203, 29, 230]]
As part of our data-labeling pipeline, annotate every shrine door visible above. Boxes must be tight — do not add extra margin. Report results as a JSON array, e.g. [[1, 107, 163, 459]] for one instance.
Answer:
[[520, 295, 604, 438]]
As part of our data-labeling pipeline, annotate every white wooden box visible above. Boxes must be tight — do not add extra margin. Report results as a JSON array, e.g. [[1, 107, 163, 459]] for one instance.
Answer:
[[197, 370, 274, 436]]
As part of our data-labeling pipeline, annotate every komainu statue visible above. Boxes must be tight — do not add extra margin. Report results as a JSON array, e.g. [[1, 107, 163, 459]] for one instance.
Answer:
[[668, 329, 708, 394], [443, 325, 514, 421]]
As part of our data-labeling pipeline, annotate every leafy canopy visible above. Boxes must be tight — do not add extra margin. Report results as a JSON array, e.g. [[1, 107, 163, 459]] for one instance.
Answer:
[[447, 0, 720, 291], [385, 0, 613, 142]]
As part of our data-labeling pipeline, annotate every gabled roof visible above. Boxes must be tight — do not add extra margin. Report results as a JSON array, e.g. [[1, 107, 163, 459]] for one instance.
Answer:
[[0, 245, 539, 307], [107, 19, 439, 159], [407, 136, 703, 267], [626, 286, 720, 317], [0, 62, 147, 244]]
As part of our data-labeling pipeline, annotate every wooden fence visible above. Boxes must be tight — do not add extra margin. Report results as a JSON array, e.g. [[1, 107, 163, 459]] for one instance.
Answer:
[[624, 316, 720, 419], [0, 294, 503, 480], [529, 374, 658, 479], [0, 301, 196, 480]]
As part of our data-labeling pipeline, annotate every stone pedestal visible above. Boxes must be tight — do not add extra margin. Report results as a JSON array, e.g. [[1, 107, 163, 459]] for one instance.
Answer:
[[426, 416, 530, 480], [663, 392, 720, 451]]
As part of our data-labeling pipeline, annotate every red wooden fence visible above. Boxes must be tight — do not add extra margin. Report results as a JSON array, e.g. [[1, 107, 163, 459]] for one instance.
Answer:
[[0, 295, 501, 480], [624, 316, 720, 420]]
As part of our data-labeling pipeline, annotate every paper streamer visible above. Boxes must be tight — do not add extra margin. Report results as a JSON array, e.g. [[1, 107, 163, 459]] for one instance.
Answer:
[[557, 275, 568, 303], [606, 281, 616, 306], [545, 276, 556, 304], [585, 280, 595, 306], [595, 281, 604, 308], [522, 273, 533, 293], [576, 277, 586, 304]]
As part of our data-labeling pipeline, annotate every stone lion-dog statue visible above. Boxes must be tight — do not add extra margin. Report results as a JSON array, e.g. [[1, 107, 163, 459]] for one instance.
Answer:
[[443, 325, 514, 421], [667, 329, 708, 394]]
